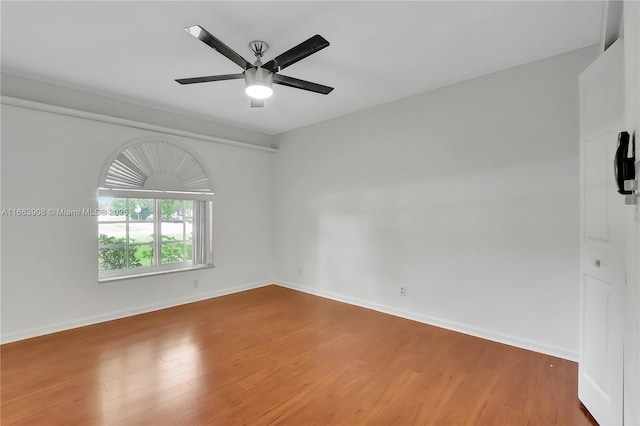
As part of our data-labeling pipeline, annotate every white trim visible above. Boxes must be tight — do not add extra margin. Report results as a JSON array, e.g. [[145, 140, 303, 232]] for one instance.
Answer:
[[274, 281, 578, 362], [98, 187, 215, 201], [98, 264, 214, 283], [0, 96, 277, 153], [0, 280, 273, 344], [599, 1, 624, 52]]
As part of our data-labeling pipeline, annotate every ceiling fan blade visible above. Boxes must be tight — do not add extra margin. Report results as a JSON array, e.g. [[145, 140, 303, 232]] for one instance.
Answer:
[[263, 35, 329, 73], [175, 73, 245, 85], [251, 98, 264, 108], [273, 74, 334, 95], [185, 25, 252, 70]]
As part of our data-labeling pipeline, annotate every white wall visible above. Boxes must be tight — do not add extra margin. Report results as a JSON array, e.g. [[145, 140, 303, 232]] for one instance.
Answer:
[[0, 104, 275, 342], [273, 46, 596, 360], [1, 73, 275, 148]]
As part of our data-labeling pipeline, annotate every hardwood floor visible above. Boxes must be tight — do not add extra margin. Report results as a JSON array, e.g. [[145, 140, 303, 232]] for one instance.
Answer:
[[1, 285, 596, 425]]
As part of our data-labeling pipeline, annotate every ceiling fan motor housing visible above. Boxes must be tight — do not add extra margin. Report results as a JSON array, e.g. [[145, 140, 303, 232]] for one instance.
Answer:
[[245, 66, 273, 99]]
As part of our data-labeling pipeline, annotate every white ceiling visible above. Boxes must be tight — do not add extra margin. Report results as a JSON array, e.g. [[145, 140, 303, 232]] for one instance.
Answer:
[[1, 1, 602, 135]]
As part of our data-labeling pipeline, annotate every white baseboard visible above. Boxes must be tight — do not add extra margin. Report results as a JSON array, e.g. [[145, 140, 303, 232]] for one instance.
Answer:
[[2, 279, 578, 361], [275, 280, 578, 361], [0, 280, 272, 344]]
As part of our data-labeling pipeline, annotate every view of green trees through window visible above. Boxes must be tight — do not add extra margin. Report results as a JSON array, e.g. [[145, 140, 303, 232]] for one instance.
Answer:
[[98, 198, 193, 272]]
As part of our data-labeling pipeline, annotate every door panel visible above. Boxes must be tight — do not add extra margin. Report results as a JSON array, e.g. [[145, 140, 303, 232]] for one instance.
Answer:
[[582, 275, 613, 396], [579, 38, 625, 425], [584, 132, 610, 241]]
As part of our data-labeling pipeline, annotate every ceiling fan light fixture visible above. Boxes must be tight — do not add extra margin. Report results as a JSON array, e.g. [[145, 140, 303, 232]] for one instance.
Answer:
[[245, 84, 273, 99], [245, 67, 273, 99]]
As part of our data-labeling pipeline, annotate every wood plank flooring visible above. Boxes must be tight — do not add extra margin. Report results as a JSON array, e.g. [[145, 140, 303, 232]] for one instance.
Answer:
[[1, 285, 596, 425]]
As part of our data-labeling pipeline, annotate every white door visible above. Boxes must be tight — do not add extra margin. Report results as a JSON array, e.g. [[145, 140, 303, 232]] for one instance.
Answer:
[[579, 38, 625, 425]]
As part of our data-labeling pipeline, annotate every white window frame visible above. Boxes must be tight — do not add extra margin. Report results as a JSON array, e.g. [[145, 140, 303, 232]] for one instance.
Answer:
[[98, 188, 214, 282]]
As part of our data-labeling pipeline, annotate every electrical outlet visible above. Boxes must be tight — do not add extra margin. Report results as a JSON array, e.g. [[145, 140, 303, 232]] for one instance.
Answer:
[[400, 286, 407, 297], [193, 280, 199, 288], [298, 268, 303, 277]]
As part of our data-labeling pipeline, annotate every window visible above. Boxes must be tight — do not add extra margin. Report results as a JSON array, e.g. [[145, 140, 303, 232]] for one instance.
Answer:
[[98, 140, 213, 281]]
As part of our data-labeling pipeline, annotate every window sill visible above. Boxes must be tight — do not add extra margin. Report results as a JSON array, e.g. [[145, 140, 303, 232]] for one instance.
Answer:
[[99, 263, 214, 283]]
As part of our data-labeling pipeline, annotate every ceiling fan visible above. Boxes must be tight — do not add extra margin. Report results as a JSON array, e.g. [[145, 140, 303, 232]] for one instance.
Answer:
[[176, 26, 334, 107]]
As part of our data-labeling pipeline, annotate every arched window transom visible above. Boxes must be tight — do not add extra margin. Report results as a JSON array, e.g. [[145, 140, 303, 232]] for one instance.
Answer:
[[102, 141, 212, 192]]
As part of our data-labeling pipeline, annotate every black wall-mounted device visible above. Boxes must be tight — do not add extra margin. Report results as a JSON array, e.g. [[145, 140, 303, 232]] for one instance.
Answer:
[[614, 131, 635, 195]]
